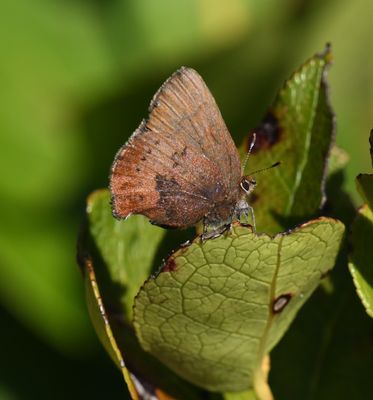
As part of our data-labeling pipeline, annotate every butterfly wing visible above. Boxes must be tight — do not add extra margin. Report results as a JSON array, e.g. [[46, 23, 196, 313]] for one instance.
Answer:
[[110, 67, 241, 228]]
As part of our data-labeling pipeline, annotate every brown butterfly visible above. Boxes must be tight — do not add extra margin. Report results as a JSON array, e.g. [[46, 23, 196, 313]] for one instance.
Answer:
[[110, 67, 266, 239]]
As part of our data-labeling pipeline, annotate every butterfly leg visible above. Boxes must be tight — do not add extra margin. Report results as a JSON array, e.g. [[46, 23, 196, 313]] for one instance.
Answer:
[[202, 213, 231, 241], [248, 204, 256, 232], [234, 199, 256, 232], [202, 225, 229, 241]]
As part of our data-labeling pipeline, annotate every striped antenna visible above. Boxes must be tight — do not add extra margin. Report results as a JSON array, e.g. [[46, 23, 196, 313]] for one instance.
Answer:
[[248, 161, 281, 176], [241, 133, 256, 174]]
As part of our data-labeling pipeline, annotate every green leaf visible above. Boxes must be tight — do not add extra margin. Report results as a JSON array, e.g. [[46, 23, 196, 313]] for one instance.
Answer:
[[270, 244, 373, 399], [79, 189, 208, 400], [84, 189, 166, 320], [241, 45, 334, 234], [348, 132, 373, 318], [349, 205, 373, 317], [355, 131, 373, 210], [133, 219, 344, 393], [83, 258, 136, 399]]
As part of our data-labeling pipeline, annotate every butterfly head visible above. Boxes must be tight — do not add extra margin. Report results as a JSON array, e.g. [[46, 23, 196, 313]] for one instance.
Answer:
[[241, 161, 281, 196]]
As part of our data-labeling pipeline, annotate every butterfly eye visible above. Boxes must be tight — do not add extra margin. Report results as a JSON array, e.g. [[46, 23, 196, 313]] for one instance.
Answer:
[[240, 176, 257, 194], [240, 179, 252, 193]]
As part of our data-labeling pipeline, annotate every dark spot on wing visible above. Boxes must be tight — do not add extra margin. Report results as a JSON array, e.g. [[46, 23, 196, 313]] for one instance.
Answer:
[[247, 111, 282, 153], [141, 155, 146, 161], [155, 174, 181, 218], [156, 174, 180, 193], [136, 166, 141, 172], [181, 146, 187, 156], [272, 293, 292, 313]]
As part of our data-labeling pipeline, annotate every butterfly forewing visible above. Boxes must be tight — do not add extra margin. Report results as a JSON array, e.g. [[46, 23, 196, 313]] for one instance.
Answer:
[[110, 67, 241, 228]]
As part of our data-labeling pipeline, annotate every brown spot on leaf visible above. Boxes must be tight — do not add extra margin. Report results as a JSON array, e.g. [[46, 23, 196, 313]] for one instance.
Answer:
[[272, 293, 292, 313], [247, 111, 281, 153], [163, 257, 177, 272]]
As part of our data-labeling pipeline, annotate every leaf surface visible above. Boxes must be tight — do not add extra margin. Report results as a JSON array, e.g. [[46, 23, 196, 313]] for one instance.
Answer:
[[349, 205, 373, 317], [241, 46, 334, 234], [84, 189, 165, 320], [355, 131, 373, 210], [134, 219, 344, 392], [348, 131, 373, 318]]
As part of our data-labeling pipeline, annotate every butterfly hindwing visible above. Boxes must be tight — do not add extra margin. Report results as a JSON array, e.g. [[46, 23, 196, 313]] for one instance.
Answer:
[[110, 67, 241, 228]]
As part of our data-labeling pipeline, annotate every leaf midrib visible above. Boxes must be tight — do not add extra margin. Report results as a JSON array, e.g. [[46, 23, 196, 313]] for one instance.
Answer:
[[253, 235, 283, 390]]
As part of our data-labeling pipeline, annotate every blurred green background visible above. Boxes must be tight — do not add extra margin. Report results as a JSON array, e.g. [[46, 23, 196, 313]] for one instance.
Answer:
[[0, 0, 371, 398]]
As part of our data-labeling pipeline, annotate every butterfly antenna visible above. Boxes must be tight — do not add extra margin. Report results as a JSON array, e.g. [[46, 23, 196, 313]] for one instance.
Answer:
[[248, 161, 281, 176], [241, 133, 256, 174]]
